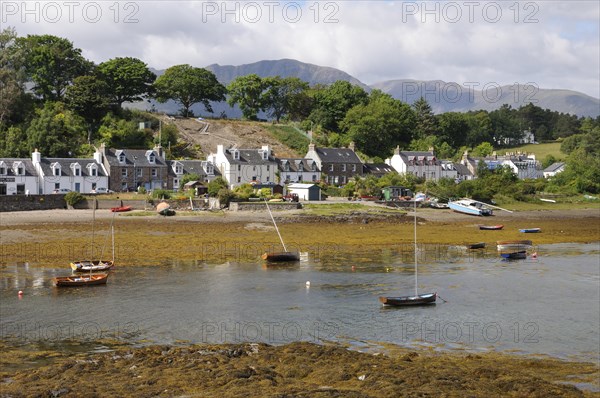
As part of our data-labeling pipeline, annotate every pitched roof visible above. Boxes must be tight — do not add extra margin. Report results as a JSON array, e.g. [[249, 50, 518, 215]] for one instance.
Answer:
[[454, 163, 472, 176], [278, 158, 320, 172], [105, 148, 167, 167], [288, 183, 319, 189], [363, 163, 395, 175], [37, 158, 107, 177], [0, 158, 37, 177], [543, 162, 566, 173], [223, 148, 276, 165], [314, 147, 361, 164]]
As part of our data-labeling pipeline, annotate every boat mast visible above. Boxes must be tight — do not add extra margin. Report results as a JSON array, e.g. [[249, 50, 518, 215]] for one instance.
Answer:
[[414, 197, 418, 297], [264, 199, 287, 252], [91, 204, 95, 258]]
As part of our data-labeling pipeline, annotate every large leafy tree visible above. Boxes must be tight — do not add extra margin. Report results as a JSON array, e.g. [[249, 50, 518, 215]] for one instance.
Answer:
[[262, 76, 309, 122], [27, 102, 87, 157], [226, 74, 266, 120], [98, 113, 153, 148], [0, 127, 29, 157], [340, 90, 416, 157], [97, 57, 156, 107], [154, 64, 225, 117], [65, 75, 111, 142], [489, 104, 520, 145], [0, 28, 28, 125], [436, 112, 470, 148], [309, 80, 369, 132], [18, 34, 92, 101]]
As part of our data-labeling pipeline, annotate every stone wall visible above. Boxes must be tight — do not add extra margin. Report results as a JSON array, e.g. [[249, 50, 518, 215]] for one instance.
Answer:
[[0, 194, 67, 212], [229, 202, 301, 211]]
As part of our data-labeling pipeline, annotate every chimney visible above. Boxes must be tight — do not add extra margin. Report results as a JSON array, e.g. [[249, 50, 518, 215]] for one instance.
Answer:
[[308, 143, 315, 153], [217, 144, 224, 155], [428, 146, 435, 154], [93, 148, 103, 164], [154, 144, 164, 160], [349, 141, 355, 151], [32, 148, 41, 164], [394, 145, 400, 156], [261, 145, 271, 157]]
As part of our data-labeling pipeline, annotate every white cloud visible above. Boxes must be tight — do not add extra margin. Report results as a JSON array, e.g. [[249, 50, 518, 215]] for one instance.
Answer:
[[3, 0, 598, 97]]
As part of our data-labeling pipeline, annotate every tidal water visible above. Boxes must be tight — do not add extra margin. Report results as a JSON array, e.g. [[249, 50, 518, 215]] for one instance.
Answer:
[[1, 243, 598, 362]]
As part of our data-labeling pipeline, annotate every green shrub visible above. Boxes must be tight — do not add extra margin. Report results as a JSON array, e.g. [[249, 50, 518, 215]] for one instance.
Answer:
[[64, 191, 84, 206], [152, 189, 171, 199]]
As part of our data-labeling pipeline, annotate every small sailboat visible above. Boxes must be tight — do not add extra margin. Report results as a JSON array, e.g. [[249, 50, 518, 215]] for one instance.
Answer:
[[261, 199, 299, 262], [448, 199, 493, 216], [70, 207, 115, 272], [54, 273, 109, 287], [379, 199, 437, 307], [496, 240, 533, 251]]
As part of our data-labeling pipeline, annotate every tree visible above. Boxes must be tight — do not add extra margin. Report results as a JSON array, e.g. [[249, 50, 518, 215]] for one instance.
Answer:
[[436, 112, 470, 148], [207, 176, 230, 197], [98, 113, 153, 148], [64, 75, 111, 142], [0, 28, 27, 125], [489, 104, 520, 145], [226, 74, 266, 120], [309, 80, 368, 132], [262, 76, 309, 122], [27, 102, 87, 157], [471, 142, 494, 157], [341, 90, 415, 157], [154, 64, 226, 117], [97, 57, 156, 107], [0, 126, 29, 157], [412, 97, 438, 138], [18, 34, 92, 100]]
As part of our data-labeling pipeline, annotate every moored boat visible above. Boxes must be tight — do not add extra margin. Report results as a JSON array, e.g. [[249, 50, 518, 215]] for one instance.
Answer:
[[466, 242, 486, 250], [500, 251, 527, 260], [448, 199, 493, 216], [70, 260, 114, 272], [261, 251, 300, 262], [54, 273, 109, 287], [111, 205, 132, 212], [520, 228, 541, 233], [497, 240, 533, 251], [379, 292, 437, 306], [480, 225, 504, 230]]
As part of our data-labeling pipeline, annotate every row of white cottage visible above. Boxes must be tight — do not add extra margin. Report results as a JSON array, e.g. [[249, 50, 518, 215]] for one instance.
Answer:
[[1, 142, 554, 196]]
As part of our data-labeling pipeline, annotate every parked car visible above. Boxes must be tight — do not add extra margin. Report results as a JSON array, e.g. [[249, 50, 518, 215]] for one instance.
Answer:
[[91, 187, 113, 194], [52, 188, 72, 194]]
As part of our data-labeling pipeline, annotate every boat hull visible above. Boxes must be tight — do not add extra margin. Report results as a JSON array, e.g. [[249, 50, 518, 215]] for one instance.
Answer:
[[500, 251, 527, 260], [379, 292, 437, 306], [54, 273, 109, 287], [479, 225, 504, 230], [448, 200, 493, 216], [466, 242, 486, 250], [496, 240, 533, 251], [111, 206, 132, 213], [70, 260, 114, 272], [261, 252, 300, 262], [520, 228, 541, 233]]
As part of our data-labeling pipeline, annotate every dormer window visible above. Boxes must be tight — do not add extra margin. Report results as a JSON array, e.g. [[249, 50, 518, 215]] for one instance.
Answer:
[[297, 162, 303, 172], [261, 150, 268, 160], [51, 162, 61, 176], [116, 150, 126, 164], [87, 164, 98, 177], [311, 162, 316, 171], [70, 163, 81, 177], [232, 149, 240, 160], [0, 161, 6, 175], [148, 153, 155, 164], [283, 161, 290, 171], [173, 162, 183, 175]]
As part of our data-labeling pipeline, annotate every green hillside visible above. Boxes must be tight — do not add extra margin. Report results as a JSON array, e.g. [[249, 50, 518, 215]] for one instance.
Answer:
[[501, 142, 563, 160]]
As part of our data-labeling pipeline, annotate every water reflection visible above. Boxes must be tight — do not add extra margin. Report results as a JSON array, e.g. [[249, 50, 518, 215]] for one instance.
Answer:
[[1, 244, 598, 362]]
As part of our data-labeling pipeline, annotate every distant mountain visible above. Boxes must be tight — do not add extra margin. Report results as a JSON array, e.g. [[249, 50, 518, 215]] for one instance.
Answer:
[[141, 59, 598, 118], [370, 79, 600, 117]]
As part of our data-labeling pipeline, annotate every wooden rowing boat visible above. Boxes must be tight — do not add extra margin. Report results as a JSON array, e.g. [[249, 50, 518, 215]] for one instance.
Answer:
[[479, 225, 504, 230], [496, 240, 533, 251], [54, 273, 109, 287], [466, 242, 486, 250]]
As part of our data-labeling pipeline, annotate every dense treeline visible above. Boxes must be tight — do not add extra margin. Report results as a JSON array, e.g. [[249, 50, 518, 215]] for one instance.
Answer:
[[1, 28, 599, 194]]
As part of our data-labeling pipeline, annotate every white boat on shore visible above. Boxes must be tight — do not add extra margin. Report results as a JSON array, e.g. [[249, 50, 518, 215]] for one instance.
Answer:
[[448, 199, 493, 216]]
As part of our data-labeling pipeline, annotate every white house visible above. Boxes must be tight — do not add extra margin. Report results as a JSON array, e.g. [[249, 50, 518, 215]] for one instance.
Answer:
[[0, 158, 39, 195], [543, 162, 566, 178], [210, 145, 277, 188], [278, 158, 320, 184], [32, 149, 109, 194], [167, 159, 218, 190], [386, 146, 442, 180], [484, 152, 541, 179], [287, 183, 322, 201], [439, 160, 459, 180]]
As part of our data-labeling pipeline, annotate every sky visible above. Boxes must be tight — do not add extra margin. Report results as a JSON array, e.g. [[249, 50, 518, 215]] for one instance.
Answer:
[[3, 0, 599, 98]]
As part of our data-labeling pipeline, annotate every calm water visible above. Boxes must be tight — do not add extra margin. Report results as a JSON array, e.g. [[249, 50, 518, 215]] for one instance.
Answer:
[[1, 243, 598, 361]]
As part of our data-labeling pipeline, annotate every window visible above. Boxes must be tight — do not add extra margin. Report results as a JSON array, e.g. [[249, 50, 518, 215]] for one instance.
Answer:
[[266, 176, 270, 182], [118, 154, 126, 163], [17, 167, 24, 175], [53, 167, 60, 176], [175, 164, 183, 174], [0, 166, 6, 175], [233, 150, 240, 160], [148, 153, 155, 163], [73, 167, 80, 176], [342, 164, 346, 172], [297, 163, 303, 172], [261, 151, 268, 160], [252, 176, 257, 181], [90, 167, 97, 177], [152, 168, 157, 177], [284, 162, 290, 171], [286, 175, 290, 182], [341, 176, 346, 184], [267, 165, 270, 171], [54, 183, 60, 189], [121, 182, 128, 191], [312, 175, 317, 182], [16, 184, 25, 194], [92, 183, 97, 190], [0, 184, 6, 195], [329, 164, 334, 172], [253, 166, 256, 171], [352, 164, 356, 172], [237, 165, 241, 171], [174, 178, 179, 188], [121, 168, 127, 177], [237, 176, 241, 183], [137, 168, 143, 177]]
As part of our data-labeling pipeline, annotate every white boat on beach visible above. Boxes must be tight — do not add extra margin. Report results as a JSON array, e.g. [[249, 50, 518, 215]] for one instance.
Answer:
[[448, 199, 493, 216]]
